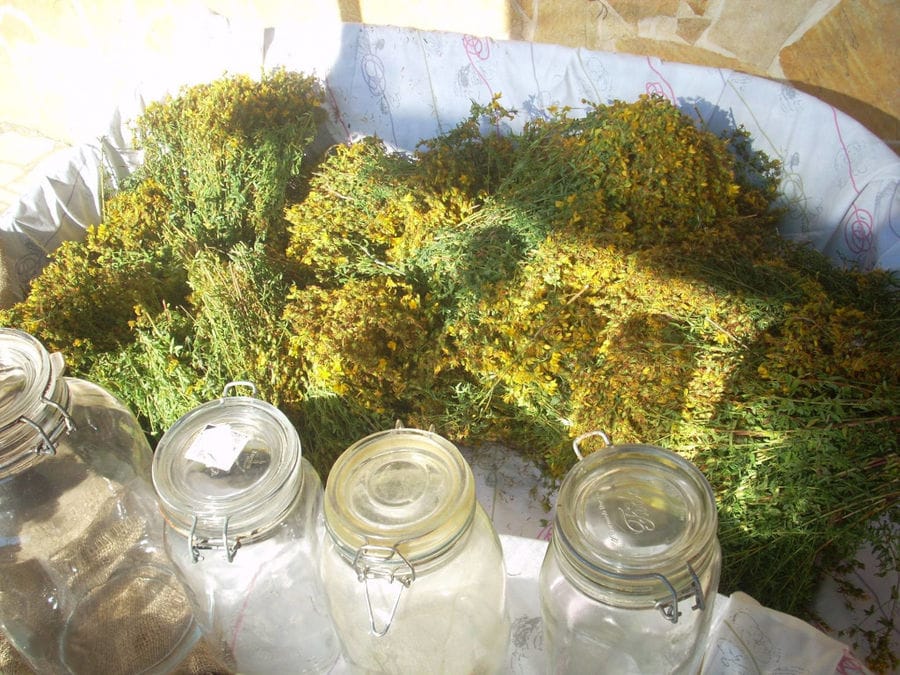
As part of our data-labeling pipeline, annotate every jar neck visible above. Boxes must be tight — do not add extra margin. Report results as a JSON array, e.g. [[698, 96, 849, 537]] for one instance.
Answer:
[[323, 426, 478, 578], [159, 452, 306, 549], [0, 348, 74, 478], [167, 470, 306, 563], [552, 520, 718, 619], [328, 498, 476, 579]]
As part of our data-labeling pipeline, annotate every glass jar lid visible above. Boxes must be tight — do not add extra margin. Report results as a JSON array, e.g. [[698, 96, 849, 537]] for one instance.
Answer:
[[0, 328, 72, 475], [554, 433, 718, 611], [324, 426, 475, 567], [152, 383, 302, 552]]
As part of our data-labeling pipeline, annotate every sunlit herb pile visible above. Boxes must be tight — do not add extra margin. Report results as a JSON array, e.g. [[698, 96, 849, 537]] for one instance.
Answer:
[[2, 70, 897, 670]]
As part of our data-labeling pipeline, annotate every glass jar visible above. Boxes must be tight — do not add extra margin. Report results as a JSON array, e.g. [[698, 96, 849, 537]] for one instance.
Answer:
[[539, 431, 721, 674], [321, 425, 510, 674], [0, 327, 200, 674], [152, 381, 340, 674]]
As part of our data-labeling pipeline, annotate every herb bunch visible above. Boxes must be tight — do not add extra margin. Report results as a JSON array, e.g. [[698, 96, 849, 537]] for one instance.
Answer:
[[2, 76, 897, 671]]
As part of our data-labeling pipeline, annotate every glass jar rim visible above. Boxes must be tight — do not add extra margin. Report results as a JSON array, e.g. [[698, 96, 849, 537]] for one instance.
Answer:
[[152, 390, 302, 543], [0, 328, 72, 474], [553, 442, 718, 606], [324, 426, 475, 568]]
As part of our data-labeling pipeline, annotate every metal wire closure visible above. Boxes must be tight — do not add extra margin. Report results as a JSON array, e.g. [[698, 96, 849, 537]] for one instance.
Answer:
[[561, 522, 707, 624], [7, 396, 76, 460], [188, 515, 243, 563], [587, 562, 705, 624], [655, 563, 705, 624], [352, 544, 416, 637], [1, 343, 75, 473], [221, 381, 257, 399], [572, 429, 611, 460], [223, 516, 242, 562], [187, 516, 209, 563]]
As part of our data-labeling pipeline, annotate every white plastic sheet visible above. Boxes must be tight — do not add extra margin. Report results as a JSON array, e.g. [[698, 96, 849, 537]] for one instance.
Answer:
[[702, 591, 858, 675], [2, 22, 898, 305]]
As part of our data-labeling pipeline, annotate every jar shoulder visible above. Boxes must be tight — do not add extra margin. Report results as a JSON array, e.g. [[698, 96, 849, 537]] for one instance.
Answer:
[[64, 377, 153, 476]]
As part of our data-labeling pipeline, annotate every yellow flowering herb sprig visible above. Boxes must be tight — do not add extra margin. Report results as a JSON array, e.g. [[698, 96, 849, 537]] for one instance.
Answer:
[[135, 68, 325, 251], [282, 276, 444, 419], [494, 95, 781, 246], [0, 180, 186, 371]]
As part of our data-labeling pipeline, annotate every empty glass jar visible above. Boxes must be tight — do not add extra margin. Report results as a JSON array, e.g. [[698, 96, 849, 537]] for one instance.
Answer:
[[0, 327, 200, 674], [321, 425, 510, 674], [151, 381, 340, 674], [539, 431, 721, 674]]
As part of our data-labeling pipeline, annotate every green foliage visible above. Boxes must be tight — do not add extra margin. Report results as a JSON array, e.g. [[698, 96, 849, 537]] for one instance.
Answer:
[[2, 69, 326, 445], [186, 242, 294, 403], [282, 276, 445, 420], [86, 303, 211, 439], [284, 137, 421, 282], [135, 68, 324, 250], [5, 77, 897, 671], [0, 180, 187, 371], [411, 94, 518, 200], [490, 96, 781, 246]]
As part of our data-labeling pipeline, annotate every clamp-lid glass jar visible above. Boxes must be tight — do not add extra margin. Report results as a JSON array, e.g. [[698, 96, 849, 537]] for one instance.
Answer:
[[152, 382, 340, 674], [321, 425, 509, 674], [0, 328, 200, 674], [539, 431, 721, 674]]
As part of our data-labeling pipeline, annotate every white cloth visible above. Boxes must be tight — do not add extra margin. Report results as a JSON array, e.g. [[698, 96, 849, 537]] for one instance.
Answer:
[[702, 591, 871, 675]]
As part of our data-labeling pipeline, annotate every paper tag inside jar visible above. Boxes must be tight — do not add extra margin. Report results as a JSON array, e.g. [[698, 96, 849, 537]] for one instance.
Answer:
[[184, 424, 248, 471]]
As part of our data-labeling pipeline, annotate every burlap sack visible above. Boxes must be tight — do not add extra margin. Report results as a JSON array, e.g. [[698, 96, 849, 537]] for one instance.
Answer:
[[0, 632, 232, 674]]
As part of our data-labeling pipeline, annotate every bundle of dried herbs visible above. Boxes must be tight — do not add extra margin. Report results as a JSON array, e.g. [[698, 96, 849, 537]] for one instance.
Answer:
[[3, 179, 186, 372], [2, 74, 897, 671], [135, 67, 325, 251], [1, 69, 330, 440], [284, 100, 897, 672]]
